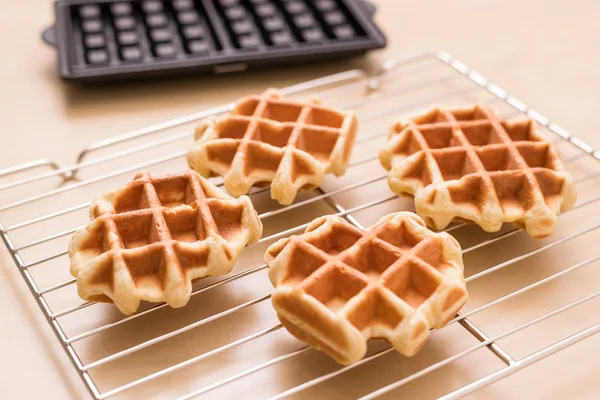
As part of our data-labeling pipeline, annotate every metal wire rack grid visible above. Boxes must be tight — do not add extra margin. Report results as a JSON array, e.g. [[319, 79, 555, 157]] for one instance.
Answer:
[[1, 51, 600, 399]]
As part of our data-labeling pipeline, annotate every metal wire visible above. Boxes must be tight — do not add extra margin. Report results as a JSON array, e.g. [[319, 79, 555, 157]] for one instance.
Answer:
[[0, 158, 63, 179], [52, 195, 398, 318], [360, 288, 600, 400], [3, 97, 547, 255], [188, 251, 600, 400], [29, 148, 600, 298], [49, 182, 600, 350], [438, 319, 600, 400], [1, 52, 599, 400]]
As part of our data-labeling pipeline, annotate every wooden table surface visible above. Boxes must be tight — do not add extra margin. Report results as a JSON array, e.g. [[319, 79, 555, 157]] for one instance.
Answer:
[[1, 0, 599, 399]]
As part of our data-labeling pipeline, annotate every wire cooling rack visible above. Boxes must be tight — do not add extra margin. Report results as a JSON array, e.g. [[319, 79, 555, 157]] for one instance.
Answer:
[[2, 52, 600, 399]]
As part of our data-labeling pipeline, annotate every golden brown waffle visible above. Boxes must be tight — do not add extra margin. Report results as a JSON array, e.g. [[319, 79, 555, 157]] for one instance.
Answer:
[[68, 170, 263, 315], [379, 105, 576, 238], [265, 212, 468, 365], [187, 88, 358, 205]]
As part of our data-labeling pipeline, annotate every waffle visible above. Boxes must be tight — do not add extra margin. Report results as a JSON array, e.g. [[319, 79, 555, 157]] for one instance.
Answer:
[[68, 170, 263, 315], [379, 105, 577, 238], [265, 212, 468, 365], [187, 88, 358, 205]]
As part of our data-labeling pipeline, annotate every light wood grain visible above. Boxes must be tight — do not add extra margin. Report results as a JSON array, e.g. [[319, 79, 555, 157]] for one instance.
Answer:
[[1, 0, 599, 399]]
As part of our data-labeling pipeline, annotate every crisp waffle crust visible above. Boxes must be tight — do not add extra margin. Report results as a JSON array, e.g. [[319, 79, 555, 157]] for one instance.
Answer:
[[68, 171, 263, 315], [187, 88, 358, 205], [380, 105, 576, 238], [265, 212, 468, 365]]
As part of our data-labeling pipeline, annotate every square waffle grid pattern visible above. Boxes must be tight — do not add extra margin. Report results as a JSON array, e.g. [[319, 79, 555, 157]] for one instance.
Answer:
[[2, 52, 600, 399], [382, 105, 573, 236], [69, 170, 260, 315], [189, 89, 355, 203], [389, 107, 560, 184], [266, 212, 468, 363], [68, 0, 367, 68]]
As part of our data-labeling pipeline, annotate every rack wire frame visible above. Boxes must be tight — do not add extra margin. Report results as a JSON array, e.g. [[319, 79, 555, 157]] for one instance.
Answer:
[[1, 51, 600, 399]]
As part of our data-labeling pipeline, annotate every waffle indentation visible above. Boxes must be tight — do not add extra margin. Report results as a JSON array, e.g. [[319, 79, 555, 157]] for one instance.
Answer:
[[208, 201, 244, 243], [113, 213, 159, 249], [296, 128, 339, 163], [122, 245, 168, 288], [305, 107, 345, 128], [516, 143, 553, 168], [111, 183, 149, 214], [154, 175, 195, 207], [386, 127, 424, 157], [343, 240, 401, 277], [420, 126, 457, 149], [262, 102, 303, 122], [306, 221, 362, 256], [476, 147, 519, 171], [376, 220, 422, 251], [78, 221, 111, 258], [432, 149, 478, 181], [461, 123, 503, 146], [302, 265, 368, 311], [216, 118, 250, 139], [503, 120, 538, 141], [384, 259, 442, 308], [491, 174, 533, 212], [346, 288, 404, 331], [244, 142, 284, 175], [253, 122, 293, 147], [282, 242, 328, 283], [206, 141, 240, 168], [173, 243, 210, 272], [163, 207, 205, 243]]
